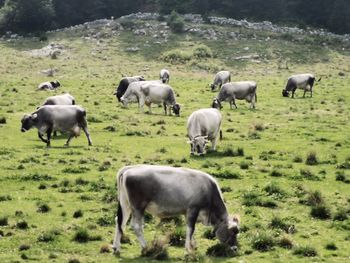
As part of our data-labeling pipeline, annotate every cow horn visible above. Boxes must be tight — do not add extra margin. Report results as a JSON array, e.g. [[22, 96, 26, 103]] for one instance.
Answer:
[[32, 113, 38, 120]]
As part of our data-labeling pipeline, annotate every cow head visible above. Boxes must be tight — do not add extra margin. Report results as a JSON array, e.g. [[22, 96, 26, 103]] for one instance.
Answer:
[[212, 98, 222, 109], [282, 89, 289, 97], [210, 84, 216, 91], [120, 96, 129, 107], [21, 113, 37, 132], [51, 80, 60, 89], [188, 135, 209, 155], [216, 215, 240, 251], [172, 103, 180, 117]]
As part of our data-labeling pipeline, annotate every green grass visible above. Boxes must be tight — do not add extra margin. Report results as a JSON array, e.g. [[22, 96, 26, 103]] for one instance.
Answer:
[[0, 16, 349, 263]]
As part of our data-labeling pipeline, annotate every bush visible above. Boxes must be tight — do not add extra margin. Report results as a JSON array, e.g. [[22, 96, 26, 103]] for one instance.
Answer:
[[73, 210, 83, 218], [141, 237, 169, 260], [293, 246, 318, 257], [37, 203, 50, 213], [168, 227, 185, 247], [161, 49, 191, 64], [311, 205, 331, 219], [16, 220, 28, 229], [167, 11, 184, 33], [306, 151, 318, 165], [305, 190, 324, 206], [278, 235, 293, 249], [325, 242, 337, 250], [73, 228, 90, 243], [251, 232, 275, 252], [206, 243, 238, 257], [193, 44, 213, 58], [333, 209, 348, 221], [0, 216, 8, 226]]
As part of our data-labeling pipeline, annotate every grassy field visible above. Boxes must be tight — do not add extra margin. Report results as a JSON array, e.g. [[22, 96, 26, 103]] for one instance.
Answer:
[[0, 18, 349, 262]]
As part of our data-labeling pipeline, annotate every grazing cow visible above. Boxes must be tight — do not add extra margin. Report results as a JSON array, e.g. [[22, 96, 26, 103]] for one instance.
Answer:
[[140, 83, 180, 116], [282, 73, 320, 98], [210, 71, 231, 91], [112, 165, 240, 254], [212, 81, 257, 109], [159, 69, 170, 83], [120, 80, 161, 107], [37, 80, 61, 90], [113, 76, 145, 102], [42, 93, 75, 106], [21, 105, 92, 147], [187, 108, 222, 155]]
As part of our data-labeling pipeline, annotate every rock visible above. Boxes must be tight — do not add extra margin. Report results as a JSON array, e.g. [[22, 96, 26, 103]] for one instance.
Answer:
[[233, 54, 260, 60], [125, 47, 140, 52]]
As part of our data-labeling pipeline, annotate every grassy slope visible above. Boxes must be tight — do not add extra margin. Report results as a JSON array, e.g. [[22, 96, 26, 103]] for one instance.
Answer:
[[0, 20, 349, 262]]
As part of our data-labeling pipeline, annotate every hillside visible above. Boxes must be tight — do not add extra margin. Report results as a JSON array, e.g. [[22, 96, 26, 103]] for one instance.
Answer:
[[0, 13, 349, 263]]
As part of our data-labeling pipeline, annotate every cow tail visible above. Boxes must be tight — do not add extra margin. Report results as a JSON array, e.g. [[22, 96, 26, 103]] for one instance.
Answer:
[[117, 201, 123, 235], [255, 92, 257, 102], [72, 99, 76, 105]]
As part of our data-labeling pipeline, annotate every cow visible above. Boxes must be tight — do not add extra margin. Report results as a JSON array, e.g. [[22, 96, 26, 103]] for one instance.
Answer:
[[159, 69, 170, 84], [140, 83, 180, 116], [112, 165, 240, 255], [37, 80, 61, 90], [42, 93, 75, 106], [120, 80, 161, 108], [113, 76, 145, 102], [212, 81, 257, 109], [187, 108, 222, 155], [282, 73, 320, 98], [21, 105, 92, 147], [210, 71, 231, 91], [41, 93, 76, 137]]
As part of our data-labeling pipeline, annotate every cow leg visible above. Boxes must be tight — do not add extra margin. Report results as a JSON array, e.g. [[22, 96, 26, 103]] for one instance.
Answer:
[[232, 99, 238, 109], [185, 209, 199, 252], [113, 201, 131, 254], [163, 102, 167, 115], [131, 211, 146, 250], [53, 131, 57, 137], [65, 134, 74, 147], [310, 86, 313, 98], [46, 126, 53, 147], [38, 132, 48, 144], [82, 126, 92, 146], [303, 89, 306, 98]]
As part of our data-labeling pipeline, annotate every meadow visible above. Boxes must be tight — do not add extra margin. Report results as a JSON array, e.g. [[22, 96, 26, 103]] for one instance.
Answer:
[[0, 17, 349, 262]]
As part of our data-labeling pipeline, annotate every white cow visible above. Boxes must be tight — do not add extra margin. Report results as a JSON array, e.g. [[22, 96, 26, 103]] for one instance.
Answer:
[[211, 71, 231, 91], [282, 73, 320, 98], [159, 69, 170, 83], [187, 108, 222, 155]]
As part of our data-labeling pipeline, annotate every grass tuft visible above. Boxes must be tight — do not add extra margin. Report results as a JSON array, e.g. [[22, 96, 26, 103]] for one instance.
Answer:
[[206, 243, 238, 257], [0, 216, 8, 226], [310, 205, 332, 219], [141, 237, 169, 260], [251, 232, 275, 252], [293, 246, 318, 257], [306, 151, 318, 165]]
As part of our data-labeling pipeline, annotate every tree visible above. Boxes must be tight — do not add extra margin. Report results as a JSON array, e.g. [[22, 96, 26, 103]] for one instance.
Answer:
[[0, 0, 55, 33]]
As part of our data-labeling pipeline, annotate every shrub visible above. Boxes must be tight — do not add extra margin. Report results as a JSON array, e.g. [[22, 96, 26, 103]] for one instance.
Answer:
[[325, 242, 337, 250], [306, 151, 318, 165], [73, 228, 90, 243], [264, 183, 286, 199], [293, 156, 303, 163], [18, 244, 30, 251], [206, 243, 238, 257], [251, 232, 275, 252], [37, 203, 50, 213], [193, 44, 213, 59], [239, 161, 249, 170], [0, 116, 6, 124], [311, 205, 331, 219], [278, 235, 293, 249], [167, 11, 184, 33], [37, 231, 56, 242], [270, 169, 283, 177], [293, 246, 317, 257], [100, 244, 110, 253], [211, 170, 241, 179], [161, 49, 191, 64], [168, 227, 185, 247], [73, 210, 83, 218], [333, 209, 348, 221], [141, 237, 169, 260], [306, 190, 324, 206], [16, 220, 28, 229], [0, 216, 8, 226]]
